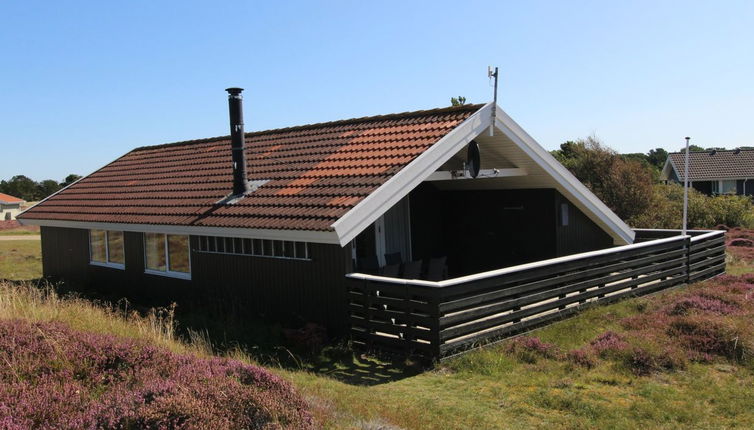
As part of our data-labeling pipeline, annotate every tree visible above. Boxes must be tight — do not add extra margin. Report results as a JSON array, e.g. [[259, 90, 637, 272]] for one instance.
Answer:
[[0, 175, 38, 201], [450, 96, 467, 106], [37, 179, 61, 198], [60, 174, 82, 188], [679, 144, 705, 152], [646, 148, 668, 169], [554, 136, 654, 221]]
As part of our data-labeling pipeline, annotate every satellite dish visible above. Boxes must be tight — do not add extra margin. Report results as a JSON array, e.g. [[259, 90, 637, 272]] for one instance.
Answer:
[[467, 140, 481, 178]]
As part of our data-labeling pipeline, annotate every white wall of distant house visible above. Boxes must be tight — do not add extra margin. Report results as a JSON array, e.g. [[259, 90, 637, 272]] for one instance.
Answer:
[[0, 203, 23, 220]]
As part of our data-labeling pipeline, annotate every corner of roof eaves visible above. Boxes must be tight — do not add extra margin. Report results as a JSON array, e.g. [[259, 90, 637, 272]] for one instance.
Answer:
[[492, 108, 634, 245]]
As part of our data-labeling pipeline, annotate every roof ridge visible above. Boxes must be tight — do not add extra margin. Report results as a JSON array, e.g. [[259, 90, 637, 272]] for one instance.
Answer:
[[669, 149, 752, 155], [131, 103, 485, 152]]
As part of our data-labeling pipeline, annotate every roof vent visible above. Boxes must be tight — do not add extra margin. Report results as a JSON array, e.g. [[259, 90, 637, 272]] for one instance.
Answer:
[[709, 150, 717, 156], [735, 148, 741, 154], [226, 87, 250, 197]]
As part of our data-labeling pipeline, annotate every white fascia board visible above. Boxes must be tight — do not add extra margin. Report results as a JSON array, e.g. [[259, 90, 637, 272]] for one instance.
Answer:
[[21, 219, 340, 244], [494, 109, 635, 245], [659, 158, 675, 181], [331, 103, 494, 246]]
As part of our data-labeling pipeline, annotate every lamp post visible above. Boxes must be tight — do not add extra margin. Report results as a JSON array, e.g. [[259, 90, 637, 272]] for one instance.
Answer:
[[682, 136, 691, 236]]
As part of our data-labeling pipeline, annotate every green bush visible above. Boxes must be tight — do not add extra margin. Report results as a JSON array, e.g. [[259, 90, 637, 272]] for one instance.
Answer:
[[630, 184, 754, 229]]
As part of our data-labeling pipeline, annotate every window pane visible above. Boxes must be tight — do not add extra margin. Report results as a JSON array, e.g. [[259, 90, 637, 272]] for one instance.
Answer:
[[242, 238, 253, 255], [273, 240, 283, 257], [167, 235, 190, 273], [295, 242, 307, 259], [283, 241, 295, 258], [216, 237, 225, 253], [145, 233, 167, 271], [90, 230, 106, 262], [253, 239, 263, 255], [722, 180, 737, 194], [234, 238, 243, 254], [263, 240, 273, 256], [107, 231, 125, 264], [208, 236, 216, 252]]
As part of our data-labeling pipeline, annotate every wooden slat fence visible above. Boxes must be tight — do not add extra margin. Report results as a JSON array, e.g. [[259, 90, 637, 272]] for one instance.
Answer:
[[347, 230, 726, 360]]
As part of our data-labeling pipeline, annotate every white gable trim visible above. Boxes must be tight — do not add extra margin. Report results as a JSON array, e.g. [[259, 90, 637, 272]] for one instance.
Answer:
[[493, 111, 634, 245], [19, 219, 341, 244], [332, 103, 635, 247], [331, 103, 495, 246]]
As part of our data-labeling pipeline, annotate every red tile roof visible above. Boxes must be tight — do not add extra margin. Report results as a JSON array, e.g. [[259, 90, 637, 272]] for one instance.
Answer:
[[0, 193, 24, 204], [667, 150, 754, 181], [20, 104, 482, 231]]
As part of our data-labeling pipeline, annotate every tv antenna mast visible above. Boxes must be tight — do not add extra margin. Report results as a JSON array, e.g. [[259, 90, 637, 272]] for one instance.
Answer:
[[488, 66, 499, 136], [682, 136, 691, 236]]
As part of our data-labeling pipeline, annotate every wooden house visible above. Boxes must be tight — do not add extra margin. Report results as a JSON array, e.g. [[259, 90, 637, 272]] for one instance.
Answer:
[[661, 149, 754, 196], [19, 89, 637, 329], [0, 193, 25, 221]]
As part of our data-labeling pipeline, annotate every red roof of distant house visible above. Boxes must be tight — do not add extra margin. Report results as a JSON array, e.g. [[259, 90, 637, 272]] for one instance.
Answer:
[[0, 193, 24, 204], [20, 104, 482, 231]]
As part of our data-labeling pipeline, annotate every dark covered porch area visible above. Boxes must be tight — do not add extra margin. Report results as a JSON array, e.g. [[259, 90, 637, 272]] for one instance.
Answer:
[[352, 182, 614, 279]]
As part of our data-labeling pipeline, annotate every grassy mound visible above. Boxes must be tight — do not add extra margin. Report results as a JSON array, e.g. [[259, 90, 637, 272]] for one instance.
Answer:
[[488, 273, 754, 376], [0, 318, 313, 429]]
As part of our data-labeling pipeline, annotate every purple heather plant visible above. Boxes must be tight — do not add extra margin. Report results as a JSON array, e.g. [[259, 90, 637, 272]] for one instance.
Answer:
[[0, 319, 314, 430]]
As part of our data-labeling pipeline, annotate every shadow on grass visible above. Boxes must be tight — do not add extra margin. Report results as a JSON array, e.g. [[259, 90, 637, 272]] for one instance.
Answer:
[[7, 279, 422, 386]]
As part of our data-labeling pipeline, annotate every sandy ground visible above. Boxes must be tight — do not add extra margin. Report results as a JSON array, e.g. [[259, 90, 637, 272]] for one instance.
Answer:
[[0, 235, 40, 241]]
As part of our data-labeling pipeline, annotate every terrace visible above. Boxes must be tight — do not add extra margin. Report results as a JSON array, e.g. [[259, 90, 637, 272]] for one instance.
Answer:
[[346, 229, 726, 360]]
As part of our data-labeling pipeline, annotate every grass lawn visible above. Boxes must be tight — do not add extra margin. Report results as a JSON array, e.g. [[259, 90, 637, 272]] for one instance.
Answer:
[[0, 240, 42, 280], [2, 238, 754, 429], [0, 228, 40, 236]]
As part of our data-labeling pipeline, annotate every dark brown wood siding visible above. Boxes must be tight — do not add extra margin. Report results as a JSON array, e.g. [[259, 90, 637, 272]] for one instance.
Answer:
[[554, 192, 614, 256], [191, 241, 352, 328], [39, 227, 353, 329]]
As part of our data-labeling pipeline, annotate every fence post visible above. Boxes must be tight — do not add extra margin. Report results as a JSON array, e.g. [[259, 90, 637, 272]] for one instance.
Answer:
[[429, 288, 442, 360], [685, 236, 691, 284]]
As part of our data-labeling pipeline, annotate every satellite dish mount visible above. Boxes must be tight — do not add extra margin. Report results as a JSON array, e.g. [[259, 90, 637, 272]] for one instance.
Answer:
[[467, 140, 481, 178]]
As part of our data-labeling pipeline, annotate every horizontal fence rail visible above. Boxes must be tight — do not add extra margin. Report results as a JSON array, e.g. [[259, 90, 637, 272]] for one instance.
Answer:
[[346, 229, 727, 360]]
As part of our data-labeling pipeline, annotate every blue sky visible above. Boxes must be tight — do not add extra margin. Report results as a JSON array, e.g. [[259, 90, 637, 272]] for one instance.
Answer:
[[1, 1, 752, 181]]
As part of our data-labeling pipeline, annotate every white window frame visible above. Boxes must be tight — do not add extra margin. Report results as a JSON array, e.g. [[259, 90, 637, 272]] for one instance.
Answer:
[[143, 233, 191, 280], [89, 230, 125, 270], [195, 236, 311, 261]]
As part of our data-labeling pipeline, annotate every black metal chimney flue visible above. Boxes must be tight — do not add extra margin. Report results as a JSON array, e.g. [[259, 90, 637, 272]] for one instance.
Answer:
[[226, 87, 249, 196]]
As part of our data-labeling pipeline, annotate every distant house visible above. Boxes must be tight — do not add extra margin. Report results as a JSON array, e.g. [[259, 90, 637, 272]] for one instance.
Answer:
[[0, 193, 25, 220], [661, 149, 754, 196], [19, 88, 634, 329]]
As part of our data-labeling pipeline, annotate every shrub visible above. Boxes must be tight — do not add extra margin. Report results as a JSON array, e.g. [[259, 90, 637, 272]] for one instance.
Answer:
[[627, 344, 687, 376], [630, 183, 754, 229], [589, 331, 629, 358], [0, 319, 314, 429], [504, 336, 561, 363], [668, 316, 744, 361], [566, 348, 596, 368], [666, 294, 740, 316]]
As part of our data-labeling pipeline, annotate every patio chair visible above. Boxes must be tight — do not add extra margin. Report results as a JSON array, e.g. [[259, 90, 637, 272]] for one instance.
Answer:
[[425, 256, 448, 281], [402, 260, 423, 280], [356, 255, 381, 274], [384, 252, 403, 266], [381, 263, 401, 277]]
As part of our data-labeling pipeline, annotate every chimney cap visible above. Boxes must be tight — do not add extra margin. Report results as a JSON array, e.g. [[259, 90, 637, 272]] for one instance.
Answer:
[[225, 87, 244, 96]]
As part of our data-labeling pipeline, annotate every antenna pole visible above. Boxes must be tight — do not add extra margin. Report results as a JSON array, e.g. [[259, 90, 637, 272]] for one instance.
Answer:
[[488, 66, 498, 136], [682, 136, 691, 237]]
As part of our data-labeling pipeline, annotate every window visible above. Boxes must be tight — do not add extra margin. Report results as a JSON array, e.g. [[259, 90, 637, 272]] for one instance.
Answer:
[[560, 203, 569, 227], [144, 233, 190, 279], [722, 180, 737, 194], [196, 235, 310, 260], [89, 230, 125, 269]]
